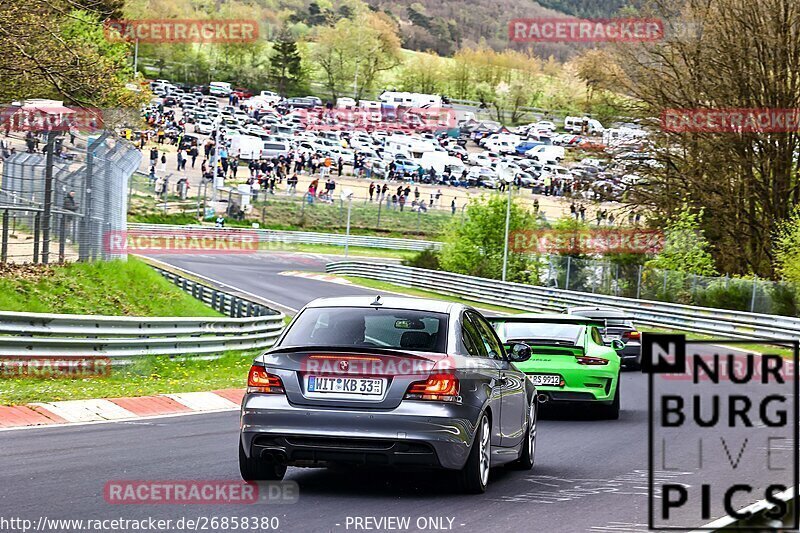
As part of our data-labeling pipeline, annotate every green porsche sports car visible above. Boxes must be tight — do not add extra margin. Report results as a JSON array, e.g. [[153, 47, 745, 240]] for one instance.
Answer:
[[488, 314, 623, 419]]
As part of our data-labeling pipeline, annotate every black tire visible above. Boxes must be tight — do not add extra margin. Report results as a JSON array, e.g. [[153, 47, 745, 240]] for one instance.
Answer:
[[459, 413, 491, 494], [510, 401, 536, 470], [598, 377, 621, 420], [238, 441, 287, 481]]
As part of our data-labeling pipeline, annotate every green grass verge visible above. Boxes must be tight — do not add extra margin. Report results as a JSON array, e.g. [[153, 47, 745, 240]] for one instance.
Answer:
[[0, 257, 221, 317], [1, 351, 256, 406], [128, 196, 454, 240], [639, 326, 795, 358]]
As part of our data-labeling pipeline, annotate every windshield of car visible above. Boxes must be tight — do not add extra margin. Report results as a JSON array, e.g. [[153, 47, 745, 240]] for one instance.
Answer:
[[280, 307, 448, 352], [498, 322, 584, 345]]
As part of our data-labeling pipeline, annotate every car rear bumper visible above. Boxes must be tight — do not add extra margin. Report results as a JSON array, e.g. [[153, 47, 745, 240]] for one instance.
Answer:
[[619, 343, 641, 367], [240, 393, 481, 470], [530, 370, 618, 403]]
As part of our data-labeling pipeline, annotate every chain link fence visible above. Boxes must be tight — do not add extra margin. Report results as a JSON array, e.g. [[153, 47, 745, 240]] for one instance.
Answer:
[[0, 132, 141, 263], [538, 255, 797, 316]]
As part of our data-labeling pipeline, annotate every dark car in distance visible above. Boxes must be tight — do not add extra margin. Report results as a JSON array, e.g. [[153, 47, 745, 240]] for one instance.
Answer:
[[566, 306, 642, 368]]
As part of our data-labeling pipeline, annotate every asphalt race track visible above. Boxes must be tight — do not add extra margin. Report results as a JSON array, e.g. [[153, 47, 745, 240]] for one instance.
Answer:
[[1, 252, 793, 533]]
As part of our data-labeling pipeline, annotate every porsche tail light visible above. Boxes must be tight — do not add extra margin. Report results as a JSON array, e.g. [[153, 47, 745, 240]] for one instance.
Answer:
[[405, 373, 460, 402], [247, 365, 284, 394], [576, 356, 610, 366], [622, 330, 641, 340]]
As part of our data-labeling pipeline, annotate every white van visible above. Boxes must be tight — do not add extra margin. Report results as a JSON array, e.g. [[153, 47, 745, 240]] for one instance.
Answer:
[[483, 138, 518, 155], [336, 97, 357, 109], [525, 145, 565, 161], [209, 82, 232, 97], [261, 140, 290, 159], [417, 152, 463, 174], [258, 91, 282, 105], [564, 116, 604, 135], [228, 134, 264, 160]]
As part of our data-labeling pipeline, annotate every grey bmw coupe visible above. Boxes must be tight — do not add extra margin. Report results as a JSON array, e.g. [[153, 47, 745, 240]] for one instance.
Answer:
[[238, 296, 538, 493]]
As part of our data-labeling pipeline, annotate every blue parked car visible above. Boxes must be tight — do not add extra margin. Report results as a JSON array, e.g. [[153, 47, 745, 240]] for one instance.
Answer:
[[392, 157, 420, 174], [515, 141, 544, 155]]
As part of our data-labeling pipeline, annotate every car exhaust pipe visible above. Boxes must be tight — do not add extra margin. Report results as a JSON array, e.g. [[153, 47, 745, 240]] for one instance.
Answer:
[[259, 449, 288, 464], [537, 393, 549, 404]]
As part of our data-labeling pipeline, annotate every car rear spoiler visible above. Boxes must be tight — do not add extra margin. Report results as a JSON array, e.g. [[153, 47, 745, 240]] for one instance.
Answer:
[[485, 316, 606, 328]]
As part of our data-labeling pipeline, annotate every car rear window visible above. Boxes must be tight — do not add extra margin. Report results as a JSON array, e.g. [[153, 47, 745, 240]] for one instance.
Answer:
[[498, 322, 583, 344], [280, 307, 449, 353]]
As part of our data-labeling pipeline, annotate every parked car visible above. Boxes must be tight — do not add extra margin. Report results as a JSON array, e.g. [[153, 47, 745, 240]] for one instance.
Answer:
[[194, 119, 214, 134]]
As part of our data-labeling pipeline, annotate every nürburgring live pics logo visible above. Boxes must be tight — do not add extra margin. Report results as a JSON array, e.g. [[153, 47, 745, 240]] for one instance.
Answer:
[[643, 333, 799, 530]]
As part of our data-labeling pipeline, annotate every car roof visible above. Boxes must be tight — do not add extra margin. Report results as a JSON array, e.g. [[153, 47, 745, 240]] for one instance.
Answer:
[[567, 306, 630, 319], [304, 295, 459, 314], [486, 312, 604, 326]]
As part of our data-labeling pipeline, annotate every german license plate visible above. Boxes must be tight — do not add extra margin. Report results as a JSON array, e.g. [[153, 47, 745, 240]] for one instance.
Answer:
[[527, 374, 562, 387], [307, 376, 385, 396]]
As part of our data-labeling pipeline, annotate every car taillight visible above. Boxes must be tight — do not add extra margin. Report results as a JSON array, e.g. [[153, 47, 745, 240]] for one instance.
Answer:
[[247, 365, 284, 394], [404, 373, 460, 402], [623, 331, 641, 340], [576, 356, 610, 366]]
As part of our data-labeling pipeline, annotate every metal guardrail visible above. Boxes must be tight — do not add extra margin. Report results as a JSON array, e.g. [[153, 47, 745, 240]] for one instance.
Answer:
[[325, 261, 800, 340], [0, 266, 285, 358], [127, 223, 442, 252]]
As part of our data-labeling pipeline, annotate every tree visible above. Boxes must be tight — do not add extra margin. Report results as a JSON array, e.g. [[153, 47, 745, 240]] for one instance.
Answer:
[[0, 3, 140, 107], [440, 195, 537, 282], [398, 53, 443, 94], [774, 205, 800, 283], [269, 31, 307, 96], [611, 0, 800, 278], [646, 206, 718, 276], [313, 12, 401, 100]]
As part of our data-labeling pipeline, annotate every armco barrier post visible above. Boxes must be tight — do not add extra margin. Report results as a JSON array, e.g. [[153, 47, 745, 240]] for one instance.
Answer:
[[636, 264, 642, 299]]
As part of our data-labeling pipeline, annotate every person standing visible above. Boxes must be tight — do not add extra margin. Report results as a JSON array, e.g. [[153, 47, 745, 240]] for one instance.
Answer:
[[451, 198, 456, 215], [369, 182, 375, 202], [190, 146, 198, 168]]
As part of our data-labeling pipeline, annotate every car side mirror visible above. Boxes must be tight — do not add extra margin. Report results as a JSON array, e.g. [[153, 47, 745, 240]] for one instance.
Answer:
[[508, 343, 532, 362], [611, 339, 625, 351]]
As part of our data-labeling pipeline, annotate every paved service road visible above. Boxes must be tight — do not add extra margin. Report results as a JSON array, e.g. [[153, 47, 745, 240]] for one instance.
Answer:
[[1, 252, 793, 533]]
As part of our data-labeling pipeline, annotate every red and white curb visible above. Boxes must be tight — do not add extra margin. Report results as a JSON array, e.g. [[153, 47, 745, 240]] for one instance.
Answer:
[[279, 270, 352, 285], [0, 389, 244, 430]]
